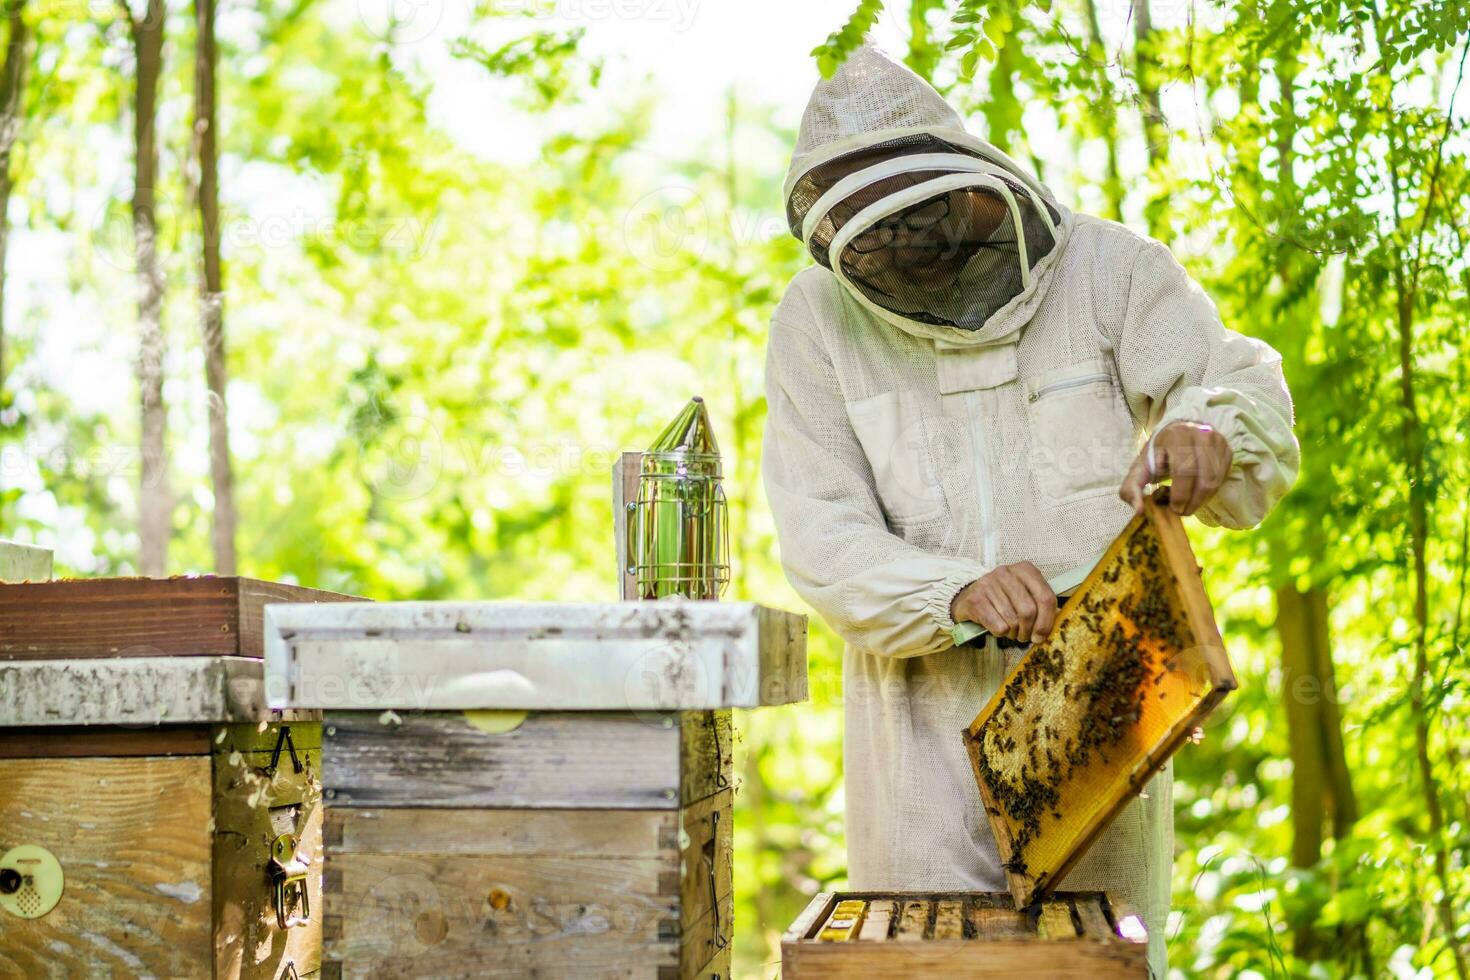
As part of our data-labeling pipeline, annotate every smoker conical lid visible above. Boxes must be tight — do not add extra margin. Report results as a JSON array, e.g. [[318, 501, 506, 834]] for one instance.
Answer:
[[647, 396, 721, 457]]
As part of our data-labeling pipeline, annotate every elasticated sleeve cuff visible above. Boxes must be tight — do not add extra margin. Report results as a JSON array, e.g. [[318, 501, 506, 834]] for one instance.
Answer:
[[924, 564, 986, 634]]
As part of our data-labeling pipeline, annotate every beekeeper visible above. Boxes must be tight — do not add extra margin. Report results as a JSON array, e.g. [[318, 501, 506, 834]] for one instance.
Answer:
[[762, 45, 1298, 973]]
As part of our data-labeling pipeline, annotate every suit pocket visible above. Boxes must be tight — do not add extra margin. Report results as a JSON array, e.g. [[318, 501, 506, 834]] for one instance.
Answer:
[[1025, 359, 1138, 503], [846, 389, 948, 525]]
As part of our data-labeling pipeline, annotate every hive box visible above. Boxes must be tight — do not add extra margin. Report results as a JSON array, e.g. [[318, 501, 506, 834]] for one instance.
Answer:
[[263, 599, 808, 979], [0, 576, 358, 979], [782, 891, 1148, 978]]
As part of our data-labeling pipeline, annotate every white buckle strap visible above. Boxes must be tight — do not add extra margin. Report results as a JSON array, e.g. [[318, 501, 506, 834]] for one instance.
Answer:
[[826, 171, 1033, 294], [802, 153, 1057, 250]]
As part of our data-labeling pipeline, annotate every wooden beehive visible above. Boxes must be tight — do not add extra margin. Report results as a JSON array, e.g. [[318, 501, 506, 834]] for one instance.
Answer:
[[265, 600, 807, 979], [781, 891, 1149, 978], [0, 576, 358, 979], [963, 493, 1235, 907]]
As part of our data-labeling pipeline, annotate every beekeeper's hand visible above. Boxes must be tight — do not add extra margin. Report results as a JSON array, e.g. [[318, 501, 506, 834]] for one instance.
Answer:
[[1119, 421, 1233, 517], [950, 562, 1057, 644]]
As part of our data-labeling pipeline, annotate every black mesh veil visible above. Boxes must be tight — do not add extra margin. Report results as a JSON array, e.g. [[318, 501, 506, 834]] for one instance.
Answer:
[[787, 135, 1062, 332]]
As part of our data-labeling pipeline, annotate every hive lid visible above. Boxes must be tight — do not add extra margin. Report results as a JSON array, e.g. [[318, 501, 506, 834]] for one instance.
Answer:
[[0, 576, 362, 661], [963, 490, 1235, 908], [263, 600, 808, 711]]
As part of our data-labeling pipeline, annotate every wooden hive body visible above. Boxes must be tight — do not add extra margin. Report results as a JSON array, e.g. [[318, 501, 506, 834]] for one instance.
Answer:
[[781, 890, 1149, 978], [320, 708, 735, 979], [0, 576, 357, 979], [269, 599, 807, 980], [963, 494, 1235, 907]]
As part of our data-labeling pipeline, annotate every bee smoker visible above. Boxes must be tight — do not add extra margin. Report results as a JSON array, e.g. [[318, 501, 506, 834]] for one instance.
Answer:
[[618, 396, 731, 600]]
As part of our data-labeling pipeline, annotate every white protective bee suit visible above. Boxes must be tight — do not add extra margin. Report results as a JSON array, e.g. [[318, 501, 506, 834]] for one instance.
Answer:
[[761, 46, 1298, 975]]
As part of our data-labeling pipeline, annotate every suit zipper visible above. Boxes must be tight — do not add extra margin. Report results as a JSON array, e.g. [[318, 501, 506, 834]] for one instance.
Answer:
[[1028, 372, 1111, 403]]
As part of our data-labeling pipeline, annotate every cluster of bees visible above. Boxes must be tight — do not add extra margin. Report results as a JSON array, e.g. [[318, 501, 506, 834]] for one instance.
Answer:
[[977, 521, 1193, 879]]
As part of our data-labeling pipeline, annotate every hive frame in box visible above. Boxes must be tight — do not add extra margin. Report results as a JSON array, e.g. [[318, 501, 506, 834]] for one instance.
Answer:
[[781, 890, 1149, 978], [963, 493, 1237, 908]]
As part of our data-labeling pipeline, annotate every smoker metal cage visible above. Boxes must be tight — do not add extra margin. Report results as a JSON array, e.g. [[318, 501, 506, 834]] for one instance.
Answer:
[[623, 397, 731, 601], [625, 450, 730, 600]]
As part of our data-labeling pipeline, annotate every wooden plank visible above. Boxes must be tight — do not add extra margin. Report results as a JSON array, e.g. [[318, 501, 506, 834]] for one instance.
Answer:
[[755, 604, 810, 707], [679, 789, 733, 928], [322, 798, 730, 978], [613, 451, 641, 601], [895, 900, 929, 941], [0, 576, 356, 661], [237, 579, 362, 668], [784, 892, 837, 943], [681, 709, 732, 806], [264, 600, 808, 711], [1151, 493, 1234, 691], [782, 891, 1149, 979], [784, 939, 1147, 978], [686, 941, 731, 980], [1074, 893, 1114, 939], [1036, 899, 1078, 939], [326, 807, 676, 858], [0, 540, 51, 582], [933, 899, 965, 939], [857, 900, 894, 941], [0, 756, 213, 978], [322, 710, 683, 809], [678, 887, 734, 979], [969, 893, 1029, 938], [323, 850, 679, 976], [965, 491, 1236, 907], [0, 577, 241, 658], [0, 724, 211, 758], [212, 724, 324, 978], [0, 656, 304, 726]]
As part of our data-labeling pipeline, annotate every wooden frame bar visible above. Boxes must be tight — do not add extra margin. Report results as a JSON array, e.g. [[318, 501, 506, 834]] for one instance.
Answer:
[[782, 891, 1147, 978]]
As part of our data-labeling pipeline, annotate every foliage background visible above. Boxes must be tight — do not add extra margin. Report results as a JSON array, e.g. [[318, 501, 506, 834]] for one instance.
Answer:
[[5, 0, 1470, 977]]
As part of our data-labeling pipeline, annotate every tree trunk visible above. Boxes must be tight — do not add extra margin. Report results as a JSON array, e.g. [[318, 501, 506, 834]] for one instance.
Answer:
[[1396, 275, 1467, 980], [1130, 0, 1166, 167], [125, 0, 169, 576], [1384, 32, 1469, 977], [1267, 48, 1364, 968], [1276, 583, 1359, 957], [194, 0, 234, 573], [1083, 0, 1123, 221], [0, 1, 29, 394]]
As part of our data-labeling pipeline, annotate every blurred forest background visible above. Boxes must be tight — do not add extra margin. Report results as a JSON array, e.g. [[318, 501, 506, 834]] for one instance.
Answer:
[[3, 0, 1469, 976]]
